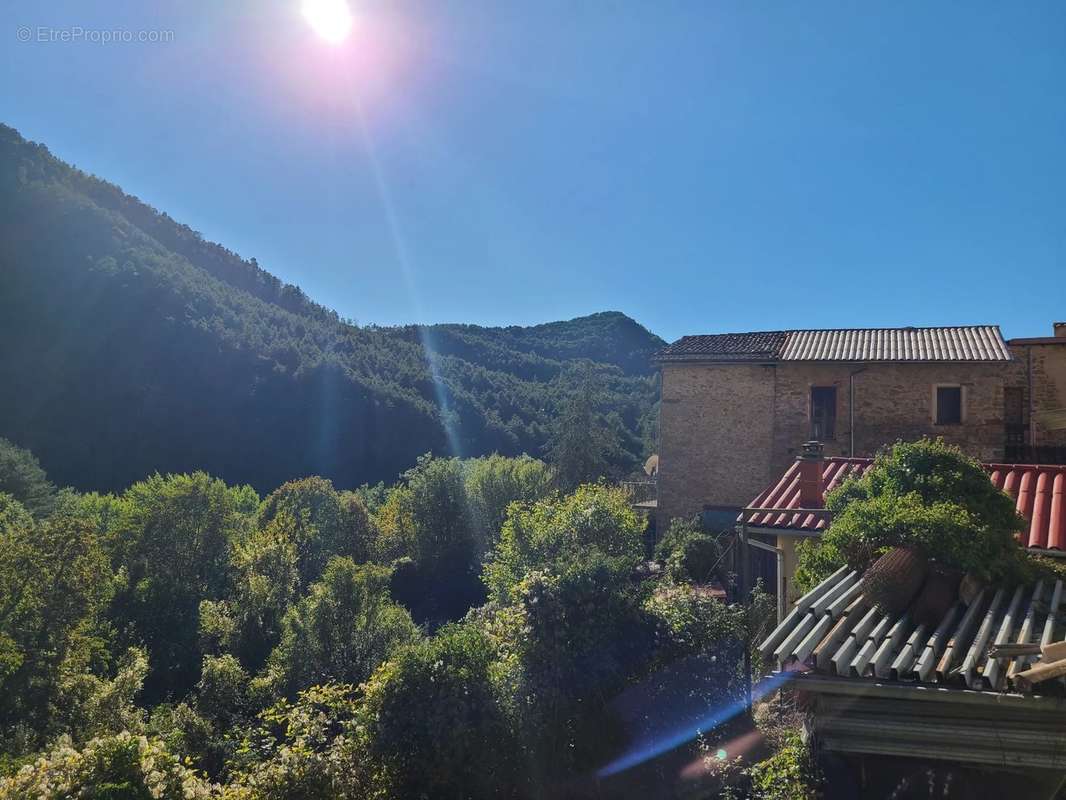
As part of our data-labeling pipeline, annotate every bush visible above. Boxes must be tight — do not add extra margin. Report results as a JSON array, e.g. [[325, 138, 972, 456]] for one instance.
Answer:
[[654, 518, 726, 584], [0, 732, 217, 799], [483, 483, 645, 602], [747, 732, 821, 800], [225, 684, 361, 800], [356, 625, 520, 799], [796, 439, 1027, 591], [261, 558, 419, 697]]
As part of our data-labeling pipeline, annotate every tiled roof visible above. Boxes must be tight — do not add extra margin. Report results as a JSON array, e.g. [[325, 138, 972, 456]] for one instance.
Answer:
[[656, 326, 1011, 363], [654, 331, 787, 362], [759, 567, 1064, 695], [742, 458, 1066, 552]]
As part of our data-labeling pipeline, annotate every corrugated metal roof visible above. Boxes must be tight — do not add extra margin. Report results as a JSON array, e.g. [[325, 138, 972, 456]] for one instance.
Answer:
[[758, 567, 1065, 694], [742, 458, 1066, 552], [655, 325, 1011, 363]]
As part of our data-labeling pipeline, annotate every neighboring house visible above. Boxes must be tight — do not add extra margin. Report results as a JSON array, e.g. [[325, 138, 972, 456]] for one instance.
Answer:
[[739, 445, 1066, 615], [654, 322, 1066, 530]]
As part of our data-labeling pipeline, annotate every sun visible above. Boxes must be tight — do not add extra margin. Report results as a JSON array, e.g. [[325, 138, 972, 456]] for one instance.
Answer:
[[302, 0, 354, 45]]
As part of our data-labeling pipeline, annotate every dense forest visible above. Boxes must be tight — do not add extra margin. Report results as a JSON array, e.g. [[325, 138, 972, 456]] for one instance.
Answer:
[[0, 435, 776, 798], [0, 123, 663, 495]]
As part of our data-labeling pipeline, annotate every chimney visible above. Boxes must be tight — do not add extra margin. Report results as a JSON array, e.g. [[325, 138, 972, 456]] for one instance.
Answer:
[[798, 440, 825, 509], [1054, 322, 1066, 339]]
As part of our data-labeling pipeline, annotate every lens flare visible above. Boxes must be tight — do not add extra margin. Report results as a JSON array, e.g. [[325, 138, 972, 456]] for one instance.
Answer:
[[302, 0, 354, 44]]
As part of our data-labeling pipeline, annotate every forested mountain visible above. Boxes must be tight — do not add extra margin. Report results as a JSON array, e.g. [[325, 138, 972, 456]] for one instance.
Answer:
[[0, 124, 663, 493]]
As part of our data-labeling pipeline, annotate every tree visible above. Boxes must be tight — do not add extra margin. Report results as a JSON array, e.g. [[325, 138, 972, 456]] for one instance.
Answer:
[[506, 553, 653, 782], [463, 453, 552, 555], [374, 455, 485, 623], [0, 494, 113, 753], [0, 437, 55, 517], [262, 558, 419, 697], [110, 472, 244, 702], [256, 477, 375, 586], [654, 517, 728, 585], [796, 439, 1027, 590], [544, 372, 616, 491], [355, 624, 520, 799], [201, 512, 302, 672], [483, 483, 646, 603]]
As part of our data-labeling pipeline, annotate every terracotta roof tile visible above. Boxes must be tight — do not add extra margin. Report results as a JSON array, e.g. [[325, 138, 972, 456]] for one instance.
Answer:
[[742, 458, 1066, 552]]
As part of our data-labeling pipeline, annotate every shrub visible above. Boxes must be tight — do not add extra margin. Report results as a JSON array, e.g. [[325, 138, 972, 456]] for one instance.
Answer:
[[261, 559, 419, 697], [654, 518, 726, 584], [747, 732, 821, 800], [356, 624, 520, 799], [483, 483, 645, 602], [796, 439, 1026, 591], [225, 684, 361, 800], [0, 732, 218, 799]]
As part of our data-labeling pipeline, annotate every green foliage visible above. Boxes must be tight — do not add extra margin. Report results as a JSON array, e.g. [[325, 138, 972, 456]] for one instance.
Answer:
[[654, 517, 726, 584], [225, 683, 361, 800], [356, 624, 520, 799], [256, 477, 374, 585], [507, 553, 653, 778], [0, 438, 55, 518], [0, 441, 762, 796], [544, 371, 621, 491], [109, 472, 244, 702], [201, 514, 301, 671], [747, 732, 822, 800], [262, 559, 419, 697], [0, 732, 218, 799], [463, 453, 553, 554], [483, 483, 646, 602], [796, 439, 1027, 591], [0, 495, 114, 753]]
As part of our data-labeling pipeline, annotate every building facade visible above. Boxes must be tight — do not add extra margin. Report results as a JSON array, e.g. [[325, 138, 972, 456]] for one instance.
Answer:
[[655, 323, 1066, 529]]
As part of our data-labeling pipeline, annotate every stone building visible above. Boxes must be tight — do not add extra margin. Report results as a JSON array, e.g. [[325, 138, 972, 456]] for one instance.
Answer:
[[654, 322, 1066, 530]]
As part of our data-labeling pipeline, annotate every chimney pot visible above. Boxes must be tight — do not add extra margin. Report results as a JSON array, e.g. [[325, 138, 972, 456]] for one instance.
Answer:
[[798, 440, 825, 509], [1054, 322, 1066, 339]]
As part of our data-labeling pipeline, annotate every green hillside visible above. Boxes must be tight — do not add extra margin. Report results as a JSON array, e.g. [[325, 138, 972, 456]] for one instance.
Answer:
[[0, 124, 663, 493]]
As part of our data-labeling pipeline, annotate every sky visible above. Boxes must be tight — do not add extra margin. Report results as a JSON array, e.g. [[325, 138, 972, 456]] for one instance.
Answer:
[[3, 1, 1064, 342]]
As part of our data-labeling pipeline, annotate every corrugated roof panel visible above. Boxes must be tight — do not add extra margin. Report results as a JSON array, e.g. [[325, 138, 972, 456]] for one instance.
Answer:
[[761, 575, 1062, 694], [778, 326, 1011, 362], [656, 325, 1011, 362]]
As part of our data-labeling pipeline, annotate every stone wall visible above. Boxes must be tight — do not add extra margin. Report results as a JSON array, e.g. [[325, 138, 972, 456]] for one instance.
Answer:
[[1011, 342, 1066, 447], [658, 363, 776, 526], [657, 360, 1016, 527]]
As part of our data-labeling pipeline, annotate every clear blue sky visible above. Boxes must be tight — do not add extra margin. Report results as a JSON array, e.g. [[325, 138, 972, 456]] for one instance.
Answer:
[[3, 1, 1064, 342]]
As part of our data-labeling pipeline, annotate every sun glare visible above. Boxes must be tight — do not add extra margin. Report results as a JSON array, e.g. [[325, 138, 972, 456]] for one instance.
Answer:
[[302, 0, 354, 44]]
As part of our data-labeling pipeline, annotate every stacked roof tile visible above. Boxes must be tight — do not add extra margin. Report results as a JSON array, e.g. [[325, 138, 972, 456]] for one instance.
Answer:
[[656, 326, 1011, 363]]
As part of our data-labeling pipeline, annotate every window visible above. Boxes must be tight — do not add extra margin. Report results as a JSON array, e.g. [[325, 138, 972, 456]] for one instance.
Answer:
[[810, 386, 837, 440], [935, 386, 963, 425]]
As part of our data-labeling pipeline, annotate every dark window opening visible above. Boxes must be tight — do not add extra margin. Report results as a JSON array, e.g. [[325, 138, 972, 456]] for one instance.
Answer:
[[1005, 386, 1028, 446], [936, 386, 962, 425], [810, 386, 837, 440]]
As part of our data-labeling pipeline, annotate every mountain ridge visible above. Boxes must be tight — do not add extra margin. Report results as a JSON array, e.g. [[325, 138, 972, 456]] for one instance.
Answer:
[[0, 124, 662, 493]]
